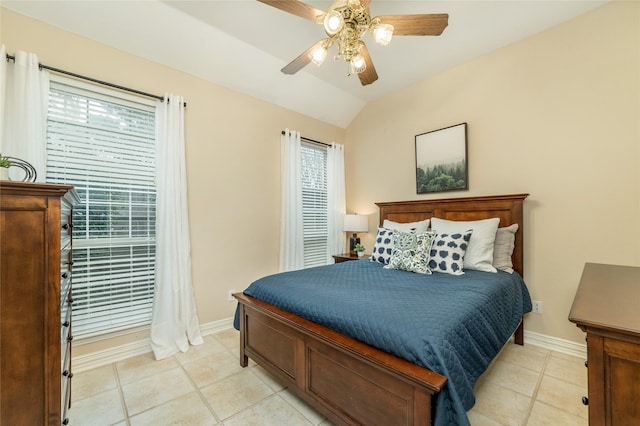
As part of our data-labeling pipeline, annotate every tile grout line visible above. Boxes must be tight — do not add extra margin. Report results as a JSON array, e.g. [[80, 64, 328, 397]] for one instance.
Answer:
[[520, 349, 551, 425], [176, 352, 225, 425], [112, 361, 132, 426]]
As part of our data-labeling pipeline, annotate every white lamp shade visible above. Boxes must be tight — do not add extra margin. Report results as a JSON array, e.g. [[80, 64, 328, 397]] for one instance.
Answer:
[[344, 214, 368, 232], [350, 54, 367, 74], [323, 10, 344, 35], [372, 23, 394, 46], [309, 44, 328, 66]]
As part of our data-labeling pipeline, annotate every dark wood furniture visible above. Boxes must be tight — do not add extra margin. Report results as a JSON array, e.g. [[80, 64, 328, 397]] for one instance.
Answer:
[[0, 182, 79, 425], [235, 193, 528, 426], [332, 252, 367, 263], [569, 263, 640, 426]]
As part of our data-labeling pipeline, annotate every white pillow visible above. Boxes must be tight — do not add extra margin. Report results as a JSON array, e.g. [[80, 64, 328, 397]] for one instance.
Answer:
[[382, 218, 430, 234], [492, 224, 519, 274], [430, 217, 500, 273]]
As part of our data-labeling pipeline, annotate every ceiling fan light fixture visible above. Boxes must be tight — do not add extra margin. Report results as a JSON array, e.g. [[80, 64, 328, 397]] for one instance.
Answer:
[[323, 10, 344, 35], [350, 53, 367, 74], [372, 23, 394, 46], [260, 0, 449, 86], [309, 42, 329, 66]]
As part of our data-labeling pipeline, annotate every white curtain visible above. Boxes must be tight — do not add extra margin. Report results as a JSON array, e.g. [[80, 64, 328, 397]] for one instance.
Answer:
[[279, 129, 305, 272], [151, 93, 203, 360], [1, 47, 49, 180], [326, 142, 346, 262]]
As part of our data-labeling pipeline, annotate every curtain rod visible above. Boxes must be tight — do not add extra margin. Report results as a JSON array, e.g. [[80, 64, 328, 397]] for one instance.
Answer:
[[281, 131, 332, 148], [5, 53, 186, 107]]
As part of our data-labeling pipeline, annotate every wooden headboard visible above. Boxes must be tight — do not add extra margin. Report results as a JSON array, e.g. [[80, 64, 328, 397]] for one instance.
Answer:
[[376, 194, 529, 276]]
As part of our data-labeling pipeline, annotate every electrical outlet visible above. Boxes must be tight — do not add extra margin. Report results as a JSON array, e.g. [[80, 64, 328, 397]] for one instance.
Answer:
[[227, 289, 237, 302], [532, 300, 543, 314]]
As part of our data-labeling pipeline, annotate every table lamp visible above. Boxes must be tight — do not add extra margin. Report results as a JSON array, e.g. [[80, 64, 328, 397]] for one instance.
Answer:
[[343, 214, 368, 253]]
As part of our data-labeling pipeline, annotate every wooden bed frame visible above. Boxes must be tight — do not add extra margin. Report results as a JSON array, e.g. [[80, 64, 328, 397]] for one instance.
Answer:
[[234, 193, 529, 425]]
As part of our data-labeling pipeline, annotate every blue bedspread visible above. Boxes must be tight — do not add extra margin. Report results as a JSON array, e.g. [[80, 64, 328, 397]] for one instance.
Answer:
[[236, 260, 532, 426]]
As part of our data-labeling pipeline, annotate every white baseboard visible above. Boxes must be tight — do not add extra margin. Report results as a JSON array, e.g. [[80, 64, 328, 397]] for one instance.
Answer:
[[72, 317, 235, 373], [73, 319, 586, 372], [199, 316, 235, 336], [524, 330, 587, 358]]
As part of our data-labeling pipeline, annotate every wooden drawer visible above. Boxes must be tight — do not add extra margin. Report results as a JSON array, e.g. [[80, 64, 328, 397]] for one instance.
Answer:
[[60, 213, 72, 248], [61, 297, 72, 355], [61, 374, 71, 426], [62, 342, 72, 382], [60, 256, 72, 309]]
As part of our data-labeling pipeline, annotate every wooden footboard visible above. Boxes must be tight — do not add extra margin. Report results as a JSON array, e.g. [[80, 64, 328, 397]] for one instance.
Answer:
[[235, 293, 448, 426]]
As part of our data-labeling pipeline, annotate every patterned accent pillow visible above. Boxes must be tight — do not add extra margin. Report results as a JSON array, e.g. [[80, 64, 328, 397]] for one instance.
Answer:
[[370, 227, 396, 264], [384, 231, 436, 275], [428, 231, 473, 276]]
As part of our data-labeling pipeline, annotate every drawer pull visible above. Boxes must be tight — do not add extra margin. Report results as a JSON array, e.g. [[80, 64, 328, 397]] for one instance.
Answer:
[[62, 321, 70, 328], [582, 396, 589, 406], [61, 272, 69, 279], [63, 418, 70, 425], [584, 360, 588, 368]]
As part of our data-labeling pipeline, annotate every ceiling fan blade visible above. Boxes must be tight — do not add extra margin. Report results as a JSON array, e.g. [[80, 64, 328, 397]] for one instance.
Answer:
[[358, 43, 378, 86], [376, 13, 449, 36], [257, 0, 324, 23], [281, 40, 324, 75]]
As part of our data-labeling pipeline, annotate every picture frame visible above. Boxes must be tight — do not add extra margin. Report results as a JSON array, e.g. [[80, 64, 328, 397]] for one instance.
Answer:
[[415, 122, 468, 194]]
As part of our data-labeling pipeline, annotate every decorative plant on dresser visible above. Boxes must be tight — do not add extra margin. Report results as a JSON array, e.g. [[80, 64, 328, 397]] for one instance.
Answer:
[[0, 182, 80, 425]]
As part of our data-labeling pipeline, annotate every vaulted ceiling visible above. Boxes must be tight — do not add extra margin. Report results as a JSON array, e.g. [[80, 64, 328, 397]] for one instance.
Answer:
[[3, 1, 608, 128]]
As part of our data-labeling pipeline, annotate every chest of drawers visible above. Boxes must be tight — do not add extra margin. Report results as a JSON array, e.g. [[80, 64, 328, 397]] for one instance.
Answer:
[[569, 263, 640, 426], [0, 181, 80, 425]]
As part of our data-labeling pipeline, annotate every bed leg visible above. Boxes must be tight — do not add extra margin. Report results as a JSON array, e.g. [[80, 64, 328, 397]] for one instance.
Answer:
[[514, 319, 524, 345], [239, 303, 249, 367]]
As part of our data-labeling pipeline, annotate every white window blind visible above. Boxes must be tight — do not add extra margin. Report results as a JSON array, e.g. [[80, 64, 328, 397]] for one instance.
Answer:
[[300, 142, 328, 268], [46, 77, 157, 338]]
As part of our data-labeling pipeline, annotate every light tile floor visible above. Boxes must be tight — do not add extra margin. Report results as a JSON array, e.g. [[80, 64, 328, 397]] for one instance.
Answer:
[[73, 329, 588, 425]]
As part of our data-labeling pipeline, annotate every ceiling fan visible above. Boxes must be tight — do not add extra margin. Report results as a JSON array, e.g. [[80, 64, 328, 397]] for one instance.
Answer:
[[258, 0, 449, 86]]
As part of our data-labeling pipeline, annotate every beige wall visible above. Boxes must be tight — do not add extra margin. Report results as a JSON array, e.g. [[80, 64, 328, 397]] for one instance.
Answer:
[[1, 8, 346, 355], [2, 1, 638, 355], [345, 1, 640, 344]]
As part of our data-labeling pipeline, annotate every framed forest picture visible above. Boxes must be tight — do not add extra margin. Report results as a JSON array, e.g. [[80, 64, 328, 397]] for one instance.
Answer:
[[415, 123, 468, 194]]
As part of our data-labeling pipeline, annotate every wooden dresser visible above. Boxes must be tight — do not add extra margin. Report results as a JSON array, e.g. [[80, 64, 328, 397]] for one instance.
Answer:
[[0, 181, 80, 425], [569, 262, 640, 426]]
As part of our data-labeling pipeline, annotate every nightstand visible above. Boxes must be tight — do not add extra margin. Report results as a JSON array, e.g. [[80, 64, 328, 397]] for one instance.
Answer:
[[332, 252, 368, 263]]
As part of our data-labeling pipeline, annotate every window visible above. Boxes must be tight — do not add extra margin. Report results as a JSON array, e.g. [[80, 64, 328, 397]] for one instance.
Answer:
[[300, 141, 328, 268], [46, 76, 157, 338]]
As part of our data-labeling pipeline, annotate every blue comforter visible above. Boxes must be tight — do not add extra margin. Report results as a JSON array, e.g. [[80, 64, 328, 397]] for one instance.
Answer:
[[236, 260, 532, 426]]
